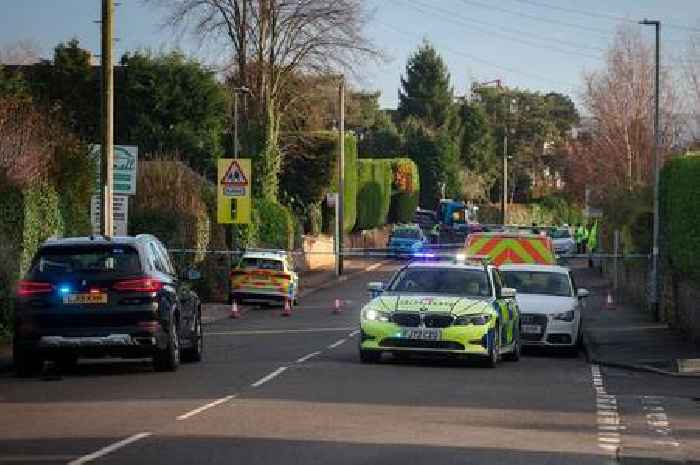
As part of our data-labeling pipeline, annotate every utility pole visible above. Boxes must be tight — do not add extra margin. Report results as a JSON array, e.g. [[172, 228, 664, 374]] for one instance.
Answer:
[[502, 131, 508, 225], [640, 19, 661, 321], [336, 77, 345, 276], [100, 0, 114, 236], [232, 86, 250, 159]]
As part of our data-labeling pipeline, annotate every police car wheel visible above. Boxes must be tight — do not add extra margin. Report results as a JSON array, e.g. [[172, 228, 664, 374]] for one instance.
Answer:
[[503, 338, 521, 362], [360, 349, 381, 364], [485, 326, 499, 368]]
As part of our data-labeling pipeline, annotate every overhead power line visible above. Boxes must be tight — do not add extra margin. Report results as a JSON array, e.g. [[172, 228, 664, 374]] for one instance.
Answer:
[[511, 0, 700, 34], [376, 20, 578, 91], [457, 0, 613, 38], [405, 0, 602, 60]]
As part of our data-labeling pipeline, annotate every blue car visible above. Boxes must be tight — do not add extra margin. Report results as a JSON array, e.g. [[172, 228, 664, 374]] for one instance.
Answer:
[[388, 226, 428, 258]]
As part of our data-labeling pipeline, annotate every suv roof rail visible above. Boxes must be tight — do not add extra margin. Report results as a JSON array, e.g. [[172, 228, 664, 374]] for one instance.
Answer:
[[89, 234, 112, 241]]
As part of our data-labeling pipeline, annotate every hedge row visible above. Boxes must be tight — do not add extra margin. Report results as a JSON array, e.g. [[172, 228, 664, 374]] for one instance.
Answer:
[[388, 158, 420, 223], [660, 153, 700, 283], [356, 159, 392, 230]]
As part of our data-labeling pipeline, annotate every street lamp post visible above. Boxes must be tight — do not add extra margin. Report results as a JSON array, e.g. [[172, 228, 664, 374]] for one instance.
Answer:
[[640, 19, 661, 321]]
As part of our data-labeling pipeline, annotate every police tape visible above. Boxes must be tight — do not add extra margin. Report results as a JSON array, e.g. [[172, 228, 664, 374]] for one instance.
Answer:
[[167, 248, 649, 260]]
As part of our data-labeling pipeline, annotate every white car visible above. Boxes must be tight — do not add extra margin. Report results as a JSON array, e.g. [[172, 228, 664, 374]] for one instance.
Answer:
[[499, 264, 589, 353], [549, 228, 576, 255]]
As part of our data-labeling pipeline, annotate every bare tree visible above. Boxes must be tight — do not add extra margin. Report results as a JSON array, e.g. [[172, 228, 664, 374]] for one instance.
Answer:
[[682, 34, 700, 145], [0, 39, 41, 65], [147, 0, 378, 199], [569, 25, 679, 200]]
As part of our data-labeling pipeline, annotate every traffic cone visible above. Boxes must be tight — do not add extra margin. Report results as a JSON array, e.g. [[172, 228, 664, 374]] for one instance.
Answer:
[[333, 298, 342, 314], [282, 299, 292, 317], [230, 300, 241, 319], [605, 290, 615, 309]]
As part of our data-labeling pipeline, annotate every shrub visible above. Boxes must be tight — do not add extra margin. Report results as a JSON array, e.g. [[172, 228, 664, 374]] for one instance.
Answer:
[[661, 153, 700, 282], [255, 198, 294, 250], [0, 180, 64, 333], [388, 158, 420, 223], [356, 159, 392, 230]]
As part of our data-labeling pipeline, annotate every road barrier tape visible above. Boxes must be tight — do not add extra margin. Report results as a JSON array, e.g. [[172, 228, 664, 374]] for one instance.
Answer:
[[168, 247, 649, 260]]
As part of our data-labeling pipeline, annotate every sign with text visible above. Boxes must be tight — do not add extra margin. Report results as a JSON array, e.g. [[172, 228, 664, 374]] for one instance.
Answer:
[[217, 158, 251, 224], [91, 195, 129, 236], [91, 145, 138, 195]]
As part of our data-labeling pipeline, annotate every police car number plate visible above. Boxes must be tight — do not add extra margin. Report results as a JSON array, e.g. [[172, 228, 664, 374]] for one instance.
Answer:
[[400, 328, 441, 340], [521, 324, 542, 334]]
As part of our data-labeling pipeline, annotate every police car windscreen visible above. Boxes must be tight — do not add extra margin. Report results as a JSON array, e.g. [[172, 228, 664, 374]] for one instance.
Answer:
[[30, 245, 142, 278], [501, 271, 573, 297], [241, 258, 284, 271], [389, 267, 490, 297]]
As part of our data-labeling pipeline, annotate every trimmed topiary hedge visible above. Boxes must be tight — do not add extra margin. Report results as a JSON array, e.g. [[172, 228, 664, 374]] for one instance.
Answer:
[[355, 159, 392, 230], [388, 158, 420, 223], [660, 153, 700, 283]]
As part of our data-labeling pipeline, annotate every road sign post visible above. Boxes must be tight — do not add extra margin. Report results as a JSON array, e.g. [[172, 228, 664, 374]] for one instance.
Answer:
[[217, 158, 251, 224]]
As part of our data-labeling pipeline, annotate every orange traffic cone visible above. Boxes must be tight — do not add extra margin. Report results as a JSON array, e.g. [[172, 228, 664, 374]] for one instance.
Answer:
[[333, 298, 342, 314], [282, 299, 292, 317], [605, 290, 615, 309], [230, 300, 241, 319]]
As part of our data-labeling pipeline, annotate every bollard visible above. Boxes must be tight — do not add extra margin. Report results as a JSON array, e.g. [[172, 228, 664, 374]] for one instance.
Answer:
[[333, 298, 342, 314]]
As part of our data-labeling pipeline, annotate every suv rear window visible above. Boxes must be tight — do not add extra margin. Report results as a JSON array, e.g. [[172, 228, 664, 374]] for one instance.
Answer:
[[29, 245, 142, 277]]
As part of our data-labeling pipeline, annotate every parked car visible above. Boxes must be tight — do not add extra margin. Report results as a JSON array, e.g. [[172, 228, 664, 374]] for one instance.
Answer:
[[500, 264, 589, 354], [388, 224, 428, 258], [13, 235, 203, 376], [230, 250, 299, 307], [548, 228, 576, 255]]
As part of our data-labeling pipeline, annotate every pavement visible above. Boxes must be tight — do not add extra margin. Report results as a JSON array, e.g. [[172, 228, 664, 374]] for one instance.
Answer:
[[0, 259, 698, 464], [575, 264, 700, 377]]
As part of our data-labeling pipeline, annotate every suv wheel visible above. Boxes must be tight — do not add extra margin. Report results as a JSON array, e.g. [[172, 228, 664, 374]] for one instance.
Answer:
[[153, 318, 180, 372], [13, 342, 42, 378], [182, 312, 203, 363]]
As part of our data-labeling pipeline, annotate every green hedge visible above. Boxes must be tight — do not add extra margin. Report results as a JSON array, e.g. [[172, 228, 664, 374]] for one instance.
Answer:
[[355, 159, 392, 230], [255, 198, 294, 250], [388, 158, 420, 223], [660, 153, 700, 282], [0, 181, 64, 334]]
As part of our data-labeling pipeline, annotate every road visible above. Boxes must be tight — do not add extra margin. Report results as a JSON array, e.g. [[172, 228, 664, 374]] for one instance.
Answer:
[[0, 261, 697, 465]]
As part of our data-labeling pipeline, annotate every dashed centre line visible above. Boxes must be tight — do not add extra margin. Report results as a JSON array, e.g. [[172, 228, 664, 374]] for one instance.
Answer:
[[296, 351, 322, 363], [176, 395, 238, 421], [68, 432, 152, 465], [328, 338, 347, 349], [251, 366, 288, 388]]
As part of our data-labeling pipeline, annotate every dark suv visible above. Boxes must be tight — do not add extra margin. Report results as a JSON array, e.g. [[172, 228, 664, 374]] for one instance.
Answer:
[[13, 235, 203, 375]]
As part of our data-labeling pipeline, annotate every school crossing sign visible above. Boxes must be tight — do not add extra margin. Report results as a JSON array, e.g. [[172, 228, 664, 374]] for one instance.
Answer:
[[217, 158, 251, 224]]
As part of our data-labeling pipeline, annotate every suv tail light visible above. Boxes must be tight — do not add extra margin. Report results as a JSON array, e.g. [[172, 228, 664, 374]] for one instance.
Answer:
[[113, 278, 164, 293], [17, 280, 54, 296]]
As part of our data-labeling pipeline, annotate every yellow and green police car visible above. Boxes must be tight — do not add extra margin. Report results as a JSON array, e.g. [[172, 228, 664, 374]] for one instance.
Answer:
[[360, 257, 521, 367]]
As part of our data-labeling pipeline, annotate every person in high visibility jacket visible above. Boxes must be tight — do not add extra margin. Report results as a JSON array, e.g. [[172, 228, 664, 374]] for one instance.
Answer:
[[575, 223, 586, 254], [587, 221, 598, 253]]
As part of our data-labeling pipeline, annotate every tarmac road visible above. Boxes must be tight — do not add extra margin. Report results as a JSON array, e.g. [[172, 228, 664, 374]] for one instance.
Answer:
[[0, 260, 697, 465]]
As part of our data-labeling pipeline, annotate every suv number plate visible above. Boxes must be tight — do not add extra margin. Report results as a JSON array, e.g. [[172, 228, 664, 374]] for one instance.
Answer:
[[400, 328, 441, 340], [63, 293, 108, 304]]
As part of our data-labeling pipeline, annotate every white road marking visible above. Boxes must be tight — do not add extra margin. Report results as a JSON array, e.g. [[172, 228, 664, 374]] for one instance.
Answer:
[[328, 338, 347, 349], [68, 432, 152, 465], [251, 367, 288, 388], [348, 329, 360, 337], [365, 262, 383, 272], [591, 365, 622, 459], [207, 327, 355, 336], [176, 395, 237, 421], [0, 454, 75, 462], [296, 351, 322, 363], [641, 396, 681, 447]]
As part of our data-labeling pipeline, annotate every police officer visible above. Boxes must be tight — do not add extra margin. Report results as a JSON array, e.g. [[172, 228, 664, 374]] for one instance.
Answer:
[[575, 223, 585, 254]]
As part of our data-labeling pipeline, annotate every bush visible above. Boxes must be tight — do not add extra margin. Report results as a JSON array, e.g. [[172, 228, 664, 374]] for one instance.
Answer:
[[356, 159, 392, 230], [255, 198, 294, 250], [0, 180, 64, 333], [661, 153, 700, 282], [388, 158, 420, 223]]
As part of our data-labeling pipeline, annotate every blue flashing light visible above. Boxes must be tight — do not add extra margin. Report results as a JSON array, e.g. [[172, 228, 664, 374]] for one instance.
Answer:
[[413, 252, 436, 259], [58, 285, 71, 294]]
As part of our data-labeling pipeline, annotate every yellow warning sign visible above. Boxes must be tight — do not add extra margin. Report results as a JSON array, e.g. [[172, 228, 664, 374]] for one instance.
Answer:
[[217, 158, 251, 224]]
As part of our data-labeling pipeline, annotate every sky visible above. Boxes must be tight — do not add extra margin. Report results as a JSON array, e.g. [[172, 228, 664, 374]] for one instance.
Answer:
[[0, 0, 698, 109]]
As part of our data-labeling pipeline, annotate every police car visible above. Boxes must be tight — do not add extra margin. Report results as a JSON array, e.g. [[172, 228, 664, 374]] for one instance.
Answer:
[[360, 256, 521, 367], [500, 264, 589, 354], [230, 251, 299, 307]]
